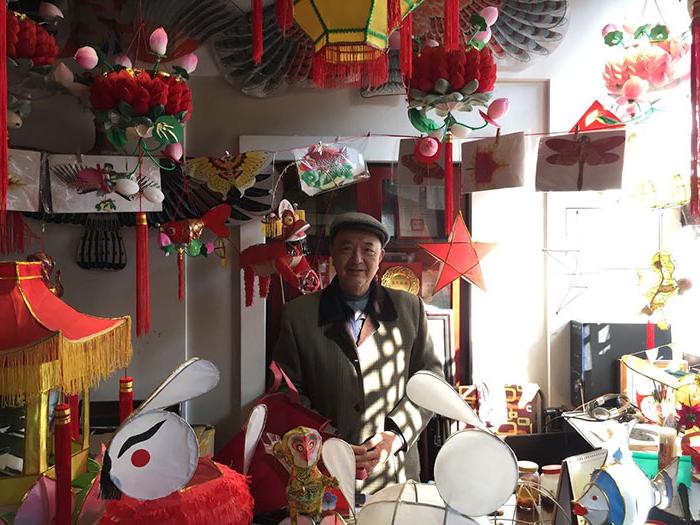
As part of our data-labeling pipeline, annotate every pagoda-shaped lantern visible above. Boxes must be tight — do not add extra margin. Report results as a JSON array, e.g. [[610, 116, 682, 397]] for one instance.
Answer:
[[0, 261, 131, 506]]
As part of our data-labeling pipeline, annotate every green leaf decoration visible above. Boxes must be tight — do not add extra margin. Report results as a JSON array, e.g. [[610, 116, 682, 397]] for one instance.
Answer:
[[118, 100, 136, 118], [597, 115, 622, 125], [149, 104, 165, 120], [172, 66, 190, 80], [188, 239, 203, 257], [408, 108, 441, 134], [177, 110, 189, 122], [161, 244, 176, 256], [471, 40, 486, 51], [604, 30, 624, 46], [433, 78, 451, 94], [154, 115, 184, 145], [650, 24, 669, 41], [470, 13, 487, 31], [94, 47, 112, 70], [106, 127, 127, 150], [634, 24, 651, 40]]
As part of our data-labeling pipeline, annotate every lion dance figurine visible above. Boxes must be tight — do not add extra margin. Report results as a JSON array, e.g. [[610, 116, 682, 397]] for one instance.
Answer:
[[273, 426, 338, 525]]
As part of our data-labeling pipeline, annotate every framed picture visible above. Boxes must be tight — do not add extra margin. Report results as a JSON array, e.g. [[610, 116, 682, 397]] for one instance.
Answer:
[[426, 310, 455, 385], [395, 185, 442, 239]]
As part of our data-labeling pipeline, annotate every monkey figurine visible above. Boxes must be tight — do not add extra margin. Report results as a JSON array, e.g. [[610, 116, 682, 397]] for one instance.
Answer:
[[273, 426, 338, 525]]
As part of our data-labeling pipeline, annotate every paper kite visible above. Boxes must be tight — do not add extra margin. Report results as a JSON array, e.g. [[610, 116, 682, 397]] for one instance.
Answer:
[[419, 215, 495, 294]]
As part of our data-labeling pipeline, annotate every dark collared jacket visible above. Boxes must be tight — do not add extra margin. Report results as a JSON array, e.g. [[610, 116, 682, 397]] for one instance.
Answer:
[[273, 278, 443, 493]]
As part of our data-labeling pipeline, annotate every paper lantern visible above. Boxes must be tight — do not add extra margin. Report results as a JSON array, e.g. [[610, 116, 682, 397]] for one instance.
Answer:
[[292, 1, 421, 88]]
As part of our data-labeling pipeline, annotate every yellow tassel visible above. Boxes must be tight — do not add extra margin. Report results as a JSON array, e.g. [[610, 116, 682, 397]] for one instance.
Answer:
[[0, 317, 132, 407]]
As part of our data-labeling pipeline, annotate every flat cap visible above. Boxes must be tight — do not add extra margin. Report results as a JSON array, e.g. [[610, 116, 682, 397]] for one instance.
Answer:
[[329, 212, 390, 247]]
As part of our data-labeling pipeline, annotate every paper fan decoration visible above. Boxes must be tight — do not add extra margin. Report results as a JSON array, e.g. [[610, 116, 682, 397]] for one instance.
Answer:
[[419, 214, 495, 293]]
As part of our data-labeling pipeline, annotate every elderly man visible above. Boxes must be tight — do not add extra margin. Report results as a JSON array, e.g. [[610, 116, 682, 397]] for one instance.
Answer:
[[273, 212, 443, 493]]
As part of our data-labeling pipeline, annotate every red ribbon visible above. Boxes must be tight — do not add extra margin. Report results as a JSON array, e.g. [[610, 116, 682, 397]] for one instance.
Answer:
[[400, 13, 413, 83], [444, 0, 460, 51], [444, 133, 454, 235]]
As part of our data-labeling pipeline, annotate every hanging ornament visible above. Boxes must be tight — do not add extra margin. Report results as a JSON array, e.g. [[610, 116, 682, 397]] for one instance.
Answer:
[[158, 204, 232, 301], [291, 0, 424, 88], [419, 213, 495, 294], [407, 7, 506, 233], [54, 403, 72, 525], [241, 200, 320, 306], [74, 26, 195, 335], [639, 251, 692, 329], [602, 20, 690, 120]]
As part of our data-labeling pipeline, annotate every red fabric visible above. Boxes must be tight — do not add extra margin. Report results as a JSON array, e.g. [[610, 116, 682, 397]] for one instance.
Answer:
[[215, 362, 347, 515], [400, 13, 413, 83], [252, 0, 263, 65], [691, 12, 700, 216], [0, 212, 33, 254], [312, 47, 388, 88], [444, 137, 454, 235], [55, 403, 72, 525], [101, 459, 254, 525], [0, 262, 122, 351], [444, 0, 460, 51], [1, 3, 7, 218]]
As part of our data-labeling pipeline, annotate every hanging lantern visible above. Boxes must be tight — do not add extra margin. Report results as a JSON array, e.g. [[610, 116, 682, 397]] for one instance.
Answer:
[[292, 1, 423, 88]]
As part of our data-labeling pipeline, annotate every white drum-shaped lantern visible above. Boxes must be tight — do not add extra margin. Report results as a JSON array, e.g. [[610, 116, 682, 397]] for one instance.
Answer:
[[357, 481, 482, 525], [434, 429, 518, 517]]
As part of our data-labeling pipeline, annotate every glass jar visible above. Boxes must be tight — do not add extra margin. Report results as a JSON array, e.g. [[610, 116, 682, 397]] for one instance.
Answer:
[[540, 464, 561, 511], [516, 461, 540, 510]]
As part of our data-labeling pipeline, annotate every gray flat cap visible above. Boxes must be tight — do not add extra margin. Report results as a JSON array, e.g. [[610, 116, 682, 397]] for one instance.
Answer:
[[329, 212, 389, 247]]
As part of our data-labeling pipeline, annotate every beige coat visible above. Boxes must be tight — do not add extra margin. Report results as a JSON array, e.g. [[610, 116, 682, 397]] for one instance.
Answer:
[[273, 278, 443, 493]]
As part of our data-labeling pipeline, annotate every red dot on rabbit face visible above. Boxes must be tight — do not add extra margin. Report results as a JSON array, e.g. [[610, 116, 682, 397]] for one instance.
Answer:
[[131, 448, 151, 468]]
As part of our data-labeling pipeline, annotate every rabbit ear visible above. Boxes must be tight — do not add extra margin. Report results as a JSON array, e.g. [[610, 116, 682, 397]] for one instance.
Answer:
[[136, 358, 219, 416], [243, 404, 267, 475], [406, 371, 487, 431], [106, 411, 198, 500]]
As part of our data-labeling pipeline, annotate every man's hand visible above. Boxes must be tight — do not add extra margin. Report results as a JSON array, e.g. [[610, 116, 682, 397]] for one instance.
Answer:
[[350, 432, 402, 478]]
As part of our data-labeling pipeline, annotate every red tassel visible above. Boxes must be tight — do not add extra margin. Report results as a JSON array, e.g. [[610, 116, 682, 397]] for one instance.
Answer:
[[259, 274, 271, 299], [0, 0, 7, 220], [388, 0, 402, 31], [54, 403, 72, 525], [252, 0, 263, 65], [177, 248, 185, 301], [444, 0, 461, 51], [646, 322, 655, 350], [312, 47, 389, 88], [119, 376, 134, 423], [244, 266, 254, 306], [67, 395, 80, 440], [444, 132, 454, 235], [136, 212, 150, 336], [400, 13, 413, 83], [0, 211, 32, 254], [275, 0, 293, 31], [691, 8, 700, 216]]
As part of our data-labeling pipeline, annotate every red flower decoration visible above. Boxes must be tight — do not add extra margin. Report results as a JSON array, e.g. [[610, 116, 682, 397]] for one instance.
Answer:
[[410, 44, 497, 95], [6, 11, 58, 66], [89, 69, 192, 119], [678, 403, 700, 429]]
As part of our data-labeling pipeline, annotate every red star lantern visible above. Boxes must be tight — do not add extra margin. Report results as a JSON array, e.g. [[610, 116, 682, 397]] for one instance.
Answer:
[[420, 214, 495, 293]]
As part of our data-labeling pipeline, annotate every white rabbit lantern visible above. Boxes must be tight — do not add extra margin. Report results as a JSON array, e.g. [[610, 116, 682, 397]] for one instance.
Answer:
[[100, 358, 220, 501], [356, 371, 519, 525]]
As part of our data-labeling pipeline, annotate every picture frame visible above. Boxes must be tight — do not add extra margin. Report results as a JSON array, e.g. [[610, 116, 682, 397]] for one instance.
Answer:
[[426, 310, 455, 385]]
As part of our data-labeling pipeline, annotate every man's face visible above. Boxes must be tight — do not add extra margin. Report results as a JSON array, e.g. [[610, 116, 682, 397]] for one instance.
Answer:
[[331, 229, 384, 296]]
